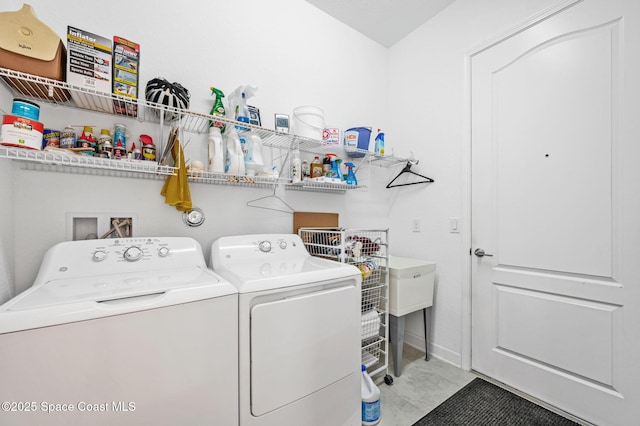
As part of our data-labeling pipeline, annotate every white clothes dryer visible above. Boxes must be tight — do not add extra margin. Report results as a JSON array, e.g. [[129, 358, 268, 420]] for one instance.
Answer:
[[0, 237, 238, 426], [210, 234, 362, 426]]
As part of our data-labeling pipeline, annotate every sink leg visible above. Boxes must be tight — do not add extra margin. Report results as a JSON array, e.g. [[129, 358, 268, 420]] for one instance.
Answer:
[[423, 307, 430, 361], [389, 314, 405, 377]]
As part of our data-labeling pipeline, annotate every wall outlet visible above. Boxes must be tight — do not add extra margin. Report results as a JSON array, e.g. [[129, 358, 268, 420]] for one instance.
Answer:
[[412, 218, 421, 232]]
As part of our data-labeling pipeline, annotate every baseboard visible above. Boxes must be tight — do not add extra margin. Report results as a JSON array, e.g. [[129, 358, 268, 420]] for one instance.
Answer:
[[404, 330, 464, 368]]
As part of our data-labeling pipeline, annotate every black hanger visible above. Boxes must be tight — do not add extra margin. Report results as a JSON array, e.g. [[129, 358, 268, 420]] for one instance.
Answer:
[[386, 161, 434, 188]]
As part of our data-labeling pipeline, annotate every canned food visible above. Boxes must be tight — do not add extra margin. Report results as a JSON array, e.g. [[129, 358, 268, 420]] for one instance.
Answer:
[[12, 99, 40, 121], [113, 123, 126, 148], [60, 127, 76, 149], [42, 128, 60, 148], [142, 143, 156, 161], [96, 128, 112, 155]]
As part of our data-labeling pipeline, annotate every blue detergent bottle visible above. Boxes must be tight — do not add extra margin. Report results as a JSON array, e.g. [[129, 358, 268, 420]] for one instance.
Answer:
[[345, 162, 357, 186]]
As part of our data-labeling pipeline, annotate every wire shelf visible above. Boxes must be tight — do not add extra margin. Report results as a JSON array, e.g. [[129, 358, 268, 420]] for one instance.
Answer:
[[0, 146, 174, 175], [298, 227, 391, 380], [0, 67, 411, 193], [188, 171, 286, 188]]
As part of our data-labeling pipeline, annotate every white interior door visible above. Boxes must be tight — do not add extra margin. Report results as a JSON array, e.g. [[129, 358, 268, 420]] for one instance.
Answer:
[[470, 1, 640, 425]]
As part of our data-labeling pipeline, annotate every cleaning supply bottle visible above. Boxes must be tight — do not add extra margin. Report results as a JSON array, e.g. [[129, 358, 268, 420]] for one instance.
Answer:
[[209, 87, 226, 132], [361, 365, 381, 425], [345, 162, 358, 186], [311, 156, 323, 178], [335, 158, 344, 181], [290, 145, 301, 183], [208, 126, 225, 173], [235, 92, 250, 132], [374, 129, 385, 156], [324, 154, 341, 180], [225, 127, 245, 175], [243, 131, 264, 176], [323, 154, 332, 175]]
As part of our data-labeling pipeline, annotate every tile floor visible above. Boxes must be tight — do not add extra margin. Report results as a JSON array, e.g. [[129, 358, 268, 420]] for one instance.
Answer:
[[374, 344, 476, 426]]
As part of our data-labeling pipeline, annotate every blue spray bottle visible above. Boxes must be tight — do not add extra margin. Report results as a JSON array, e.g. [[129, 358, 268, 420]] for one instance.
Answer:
[[345, 162, 358, 186]]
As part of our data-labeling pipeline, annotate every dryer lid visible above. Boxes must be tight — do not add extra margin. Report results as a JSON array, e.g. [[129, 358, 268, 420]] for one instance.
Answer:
[[214, 256, 360, 293]]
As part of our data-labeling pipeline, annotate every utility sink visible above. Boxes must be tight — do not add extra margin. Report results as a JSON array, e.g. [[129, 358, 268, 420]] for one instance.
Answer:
[[388, 256, 436, 317]]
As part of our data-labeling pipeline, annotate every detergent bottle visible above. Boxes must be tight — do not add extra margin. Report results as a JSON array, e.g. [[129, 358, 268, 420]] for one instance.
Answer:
[[225, 127, 245, 175], [209, 87, 226, 132], [208, 127, 225, 173], [243, 131, 265, 176], [345, 162, 358, 186], [361, 365, 381, 425], [374, 129, 385, 156]]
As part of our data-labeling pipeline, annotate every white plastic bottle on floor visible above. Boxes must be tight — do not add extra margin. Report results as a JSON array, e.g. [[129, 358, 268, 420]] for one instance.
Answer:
[[361, 365, 381, 425]]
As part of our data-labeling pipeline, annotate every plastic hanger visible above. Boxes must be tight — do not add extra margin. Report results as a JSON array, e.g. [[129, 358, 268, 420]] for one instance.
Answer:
[[386, 160, 434, 188]]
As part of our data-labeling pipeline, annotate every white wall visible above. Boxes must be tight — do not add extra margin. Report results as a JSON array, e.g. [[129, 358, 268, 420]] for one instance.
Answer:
[[0, 157, 14, 304], [387, 0, 558, 365], [1, 0, 567, 368], [4, 0, 390, 293]]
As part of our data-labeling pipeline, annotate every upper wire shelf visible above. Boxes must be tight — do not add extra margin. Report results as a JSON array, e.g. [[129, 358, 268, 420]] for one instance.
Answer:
[[0, 67, 411, 190]]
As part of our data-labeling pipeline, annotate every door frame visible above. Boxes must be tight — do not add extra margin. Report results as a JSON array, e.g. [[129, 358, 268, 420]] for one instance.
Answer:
[[460, 0, 583, 371]]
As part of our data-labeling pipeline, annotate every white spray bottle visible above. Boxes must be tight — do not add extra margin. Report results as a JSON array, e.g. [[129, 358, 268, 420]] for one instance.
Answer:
[[228, 84, 258, 126]]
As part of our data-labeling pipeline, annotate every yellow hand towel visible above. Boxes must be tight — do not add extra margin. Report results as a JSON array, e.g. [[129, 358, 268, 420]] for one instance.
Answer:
[[161, 139, 192, 212]]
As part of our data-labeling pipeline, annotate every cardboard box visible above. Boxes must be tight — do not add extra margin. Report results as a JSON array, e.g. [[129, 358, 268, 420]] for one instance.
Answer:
[[293, 212, 339, 235], [66, 26, 112, 111], [112, 36, 140, 117]]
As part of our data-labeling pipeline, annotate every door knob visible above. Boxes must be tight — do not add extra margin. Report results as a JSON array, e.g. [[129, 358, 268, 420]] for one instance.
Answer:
[[474, 248, 493, 257]]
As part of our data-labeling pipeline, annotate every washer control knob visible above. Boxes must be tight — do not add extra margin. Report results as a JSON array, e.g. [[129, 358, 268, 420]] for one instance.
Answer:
[[158, 247, 170, 257], [258, 240, 272, 253], [92, 250, 107, 262], [279, 240, 287, 250], [124, 246, 143, 262]]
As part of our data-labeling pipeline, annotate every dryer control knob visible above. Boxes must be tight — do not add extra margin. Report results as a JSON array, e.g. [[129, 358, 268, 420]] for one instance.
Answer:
[[279, 241, 287, 250], [92, 250, 107, 262], [158, 247, 170, 257], [258, 240, 272, 253], [124, 246, 143, 262]]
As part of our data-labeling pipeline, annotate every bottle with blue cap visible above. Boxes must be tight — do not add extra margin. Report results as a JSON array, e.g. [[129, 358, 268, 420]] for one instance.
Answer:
[[361, 364, 381, 425]]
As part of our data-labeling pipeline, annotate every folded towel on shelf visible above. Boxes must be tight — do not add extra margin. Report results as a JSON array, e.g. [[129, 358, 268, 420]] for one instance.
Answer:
[[160, 138, 192, 212], [361, 309, 381, 341]]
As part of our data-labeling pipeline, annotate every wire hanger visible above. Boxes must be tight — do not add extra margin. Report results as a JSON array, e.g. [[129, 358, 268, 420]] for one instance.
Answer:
[[246, 185, 294, 214], [386, 160, 434, 188]]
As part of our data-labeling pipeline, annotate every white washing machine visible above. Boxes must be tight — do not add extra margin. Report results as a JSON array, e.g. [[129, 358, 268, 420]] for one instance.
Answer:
[[0, 237, 238, 426], [210, 233, 362, 426]]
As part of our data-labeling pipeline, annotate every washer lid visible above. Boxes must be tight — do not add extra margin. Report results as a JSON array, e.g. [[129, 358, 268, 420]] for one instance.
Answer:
[[7, 267, 229, 311], [0, 267, 237, 334], [214, 255, 360, 293]]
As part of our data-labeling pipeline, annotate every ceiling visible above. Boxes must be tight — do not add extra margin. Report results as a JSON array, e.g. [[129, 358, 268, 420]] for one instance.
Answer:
[[305, 0, 456, 47]]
